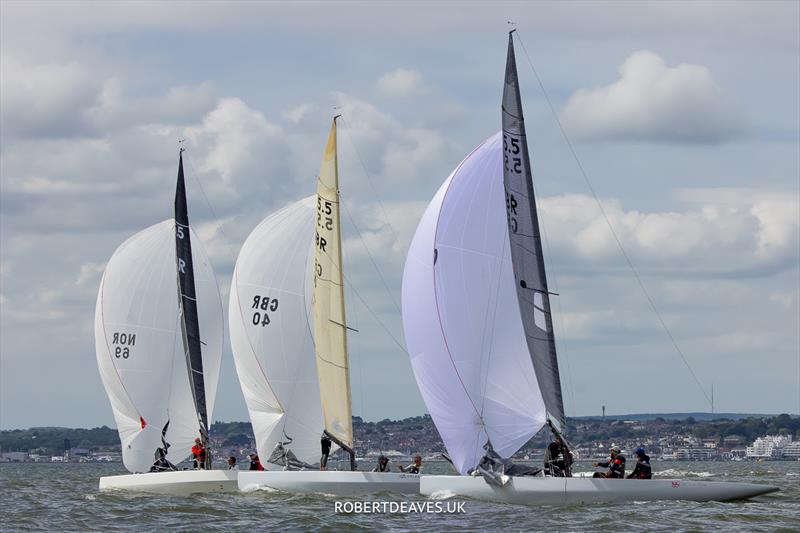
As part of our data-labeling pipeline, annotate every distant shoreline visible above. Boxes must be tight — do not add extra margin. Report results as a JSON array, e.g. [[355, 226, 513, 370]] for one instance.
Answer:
[[3, 412, 795, 432]]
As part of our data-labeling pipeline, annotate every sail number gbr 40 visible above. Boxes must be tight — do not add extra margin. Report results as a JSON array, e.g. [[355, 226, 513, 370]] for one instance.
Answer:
[[250, 295, 279, 327]]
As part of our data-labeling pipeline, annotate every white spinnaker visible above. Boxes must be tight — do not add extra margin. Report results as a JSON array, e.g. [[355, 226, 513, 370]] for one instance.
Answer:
[[402, 132, 546, 475], [229, 197, 323, 467], [95, 220, 222, 473]]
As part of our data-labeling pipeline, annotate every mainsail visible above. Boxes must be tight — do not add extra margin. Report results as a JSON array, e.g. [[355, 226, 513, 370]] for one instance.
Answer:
[[501, 32, 565, 430], [229, 197, 324, 467], [95, 216, 222, 473], [174, 150, 212, 465], [312, 117, 354, 454], [175, 149, 211, 468]]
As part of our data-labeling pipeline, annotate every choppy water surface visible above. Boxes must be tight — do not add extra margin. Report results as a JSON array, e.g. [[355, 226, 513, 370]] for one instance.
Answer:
[[1, 461, 797, 532]]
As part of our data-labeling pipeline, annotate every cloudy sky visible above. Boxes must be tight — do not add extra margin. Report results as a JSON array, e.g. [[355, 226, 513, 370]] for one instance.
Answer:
[[1, 1, 798, 430]]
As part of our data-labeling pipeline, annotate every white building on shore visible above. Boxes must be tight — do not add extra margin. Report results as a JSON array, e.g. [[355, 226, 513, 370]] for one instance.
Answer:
[[745, 435, 793, 459], [781, 441, 800, 459]]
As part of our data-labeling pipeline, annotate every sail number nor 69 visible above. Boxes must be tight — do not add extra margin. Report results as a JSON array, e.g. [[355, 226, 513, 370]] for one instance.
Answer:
[[111, 332, 135, 358]]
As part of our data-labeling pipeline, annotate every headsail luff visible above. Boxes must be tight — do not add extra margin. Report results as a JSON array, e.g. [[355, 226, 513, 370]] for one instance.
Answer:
[[174, 150, 210, 465], [502, 32, 565, 430], [313, 117, 354, 453]]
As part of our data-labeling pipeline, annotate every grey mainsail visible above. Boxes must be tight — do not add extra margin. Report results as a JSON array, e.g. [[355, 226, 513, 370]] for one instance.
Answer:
[[501, 32, 565, 430], [174, 150, 210, 466]]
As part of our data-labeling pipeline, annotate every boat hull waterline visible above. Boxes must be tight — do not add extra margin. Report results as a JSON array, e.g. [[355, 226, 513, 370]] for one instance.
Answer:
[[238, 471, 420, 495], [99, 470, 238, 495], [420, 475, 779, 505]]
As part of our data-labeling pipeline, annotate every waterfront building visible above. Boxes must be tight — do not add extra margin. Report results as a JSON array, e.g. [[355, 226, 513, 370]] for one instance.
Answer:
[[745, 435, 793, 459], [781, 441, 800, 459], [1, 451, 28, 462], [674, 447, 716, 460]]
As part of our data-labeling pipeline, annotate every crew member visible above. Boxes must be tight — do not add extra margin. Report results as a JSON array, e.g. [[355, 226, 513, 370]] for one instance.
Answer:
[[320, 433, 332, 471], [544, 435, 573, 477], [191, 437, 206, 470], [150, 444, 176, 472], [249, 453, 264, 471], [227, 456, 237, 470], [627, 447, 652, 479], [399, 455, 423, 474], [372, 455, 390, 472], [593, 446, 625, 478]]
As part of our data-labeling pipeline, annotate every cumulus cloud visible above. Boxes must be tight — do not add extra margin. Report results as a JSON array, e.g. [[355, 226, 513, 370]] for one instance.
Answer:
[[332, 92, 455, 196], [0, 57, 102, 140], [376, 68, 423, 98], [282, 102, 316, 124], [0, 55, 218, 146], [561, 51, 748, 143], [538, 189, 798, 275]]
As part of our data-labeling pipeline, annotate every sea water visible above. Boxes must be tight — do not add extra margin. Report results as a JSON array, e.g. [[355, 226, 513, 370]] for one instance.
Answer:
[[1, 460, 797, 532]]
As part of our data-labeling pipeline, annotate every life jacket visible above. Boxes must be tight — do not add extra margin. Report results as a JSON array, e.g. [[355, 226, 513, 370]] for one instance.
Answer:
[[405, 463, 422, 474], [191, 444, 206, 460], [633, 455, 652, 479], [608, 454, 625, 478]]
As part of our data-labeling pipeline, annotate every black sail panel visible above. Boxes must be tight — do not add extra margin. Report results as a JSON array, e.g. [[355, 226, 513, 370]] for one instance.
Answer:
[[501, 33, 565, 429], [174, 151, 209, 455]]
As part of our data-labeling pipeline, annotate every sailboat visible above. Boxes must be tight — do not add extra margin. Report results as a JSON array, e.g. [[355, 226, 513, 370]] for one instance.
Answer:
[[401, 32, 779, 505], [231, 117, 419, 495], [95, 150, 237, 494]]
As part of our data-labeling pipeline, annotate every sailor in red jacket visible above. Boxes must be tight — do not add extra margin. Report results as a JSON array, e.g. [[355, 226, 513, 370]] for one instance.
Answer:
[[593, 446, 626, 478], [191, 438, 206, 470]]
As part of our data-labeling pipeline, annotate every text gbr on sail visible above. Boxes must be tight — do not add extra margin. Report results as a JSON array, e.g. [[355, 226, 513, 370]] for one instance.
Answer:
[[251, 295, 279, 327]]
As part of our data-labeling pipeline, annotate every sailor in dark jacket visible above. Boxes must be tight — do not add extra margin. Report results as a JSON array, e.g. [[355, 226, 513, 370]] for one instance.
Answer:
[[627, 447, 652, 479], [320, 434, 332, 471], [593, 446, 626, 478]]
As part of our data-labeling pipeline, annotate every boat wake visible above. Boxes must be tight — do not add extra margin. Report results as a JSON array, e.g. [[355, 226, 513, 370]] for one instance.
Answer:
[[428, 489, 457, 500], [657, 469, 714, 478], [241, 484, 281, 494]]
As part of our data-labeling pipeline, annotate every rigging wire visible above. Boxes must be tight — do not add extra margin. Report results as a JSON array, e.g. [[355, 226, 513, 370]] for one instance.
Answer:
[[338, 117, 403, 251], [513, 32, 712, 408], [321, 239, 409, 355], [530, 164, 579, 418], [337, 118, 404, 316], [182, 152, 242, 265], [339, 195, 403, 318]]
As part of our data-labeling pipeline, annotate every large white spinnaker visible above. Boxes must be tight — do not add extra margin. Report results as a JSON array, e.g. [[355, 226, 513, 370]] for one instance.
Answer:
[[95, 220, 223, 473], [401, 133, 546, 475], [229, 197, 323, 467]]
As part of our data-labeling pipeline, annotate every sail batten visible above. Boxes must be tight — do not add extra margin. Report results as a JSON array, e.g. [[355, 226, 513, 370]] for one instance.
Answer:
[[502, 33, 565, 429], [313, 118, 354, 450]]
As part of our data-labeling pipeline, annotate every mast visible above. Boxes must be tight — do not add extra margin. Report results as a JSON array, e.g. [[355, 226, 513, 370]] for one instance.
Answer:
[[501, 31, 566, 431], [313, 116, 355, 470], [174, 149, 211, 468]]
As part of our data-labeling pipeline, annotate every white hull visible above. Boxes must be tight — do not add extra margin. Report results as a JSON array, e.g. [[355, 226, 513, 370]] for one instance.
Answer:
[[238, 470, 420, 495], [421, 475, 779, 505], [99, 470, 238, 495]]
